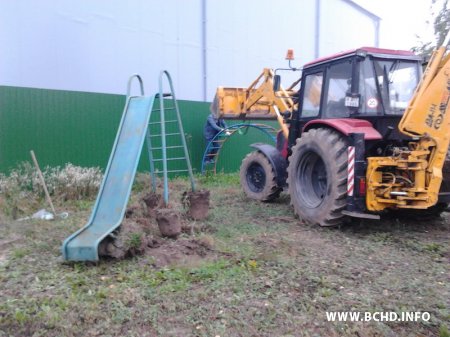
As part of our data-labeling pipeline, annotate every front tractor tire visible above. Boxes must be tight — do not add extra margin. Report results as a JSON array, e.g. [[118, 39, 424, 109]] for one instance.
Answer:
[[240, 151, 281, 201], [287, 128, 348, 226]]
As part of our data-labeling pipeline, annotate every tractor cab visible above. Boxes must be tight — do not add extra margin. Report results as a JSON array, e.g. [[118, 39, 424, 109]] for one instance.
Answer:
[[297, 47, 422, 119], [288, 47, 423, 148]]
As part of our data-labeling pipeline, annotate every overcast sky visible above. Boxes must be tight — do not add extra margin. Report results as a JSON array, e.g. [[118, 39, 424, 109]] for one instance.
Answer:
[[355, 0, 435, 50]]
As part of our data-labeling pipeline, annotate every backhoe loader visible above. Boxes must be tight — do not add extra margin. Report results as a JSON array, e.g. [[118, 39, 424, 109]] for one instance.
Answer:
[[211, 34, 450, 226]]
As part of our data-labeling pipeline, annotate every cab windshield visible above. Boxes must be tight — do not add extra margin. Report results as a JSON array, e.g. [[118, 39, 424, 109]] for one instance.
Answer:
[[360, 58, 420, 115]]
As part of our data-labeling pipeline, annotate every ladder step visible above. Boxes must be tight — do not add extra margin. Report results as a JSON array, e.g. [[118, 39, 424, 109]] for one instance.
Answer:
[[149, 132, 181, 138], [151, 107, 176, 112], [167, 169, 189, 173], [148, 145, 184, 151], [153, 169, 189, 174], [149, 120, 178, 125], [152, 157, 186, 162]]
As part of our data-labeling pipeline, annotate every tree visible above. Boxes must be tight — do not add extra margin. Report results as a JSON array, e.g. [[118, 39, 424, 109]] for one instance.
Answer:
[[412, 0, 450, 59]]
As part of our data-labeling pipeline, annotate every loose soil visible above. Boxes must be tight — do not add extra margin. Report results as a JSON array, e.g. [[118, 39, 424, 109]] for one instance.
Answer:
[[99, 189, 212, 261], [183, 189, 210, 220], [139, 236, 218, 269], [156, 208, 181, 238], [142, 192, 162, 217]]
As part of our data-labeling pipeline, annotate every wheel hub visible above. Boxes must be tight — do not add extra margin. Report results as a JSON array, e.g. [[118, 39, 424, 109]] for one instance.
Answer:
[[246, 162, 266, 193]]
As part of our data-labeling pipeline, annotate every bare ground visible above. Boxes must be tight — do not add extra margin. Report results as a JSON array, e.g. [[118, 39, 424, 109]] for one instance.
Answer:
[[0, 174, 449, 337]]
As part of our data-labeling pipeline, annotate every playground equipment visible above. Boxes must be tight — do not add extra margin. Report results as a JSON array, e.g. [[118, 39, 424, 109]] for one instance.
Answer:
[[147, 71, 196, 205], [201, 123, 277, 174], [62, 72, 195, 261]]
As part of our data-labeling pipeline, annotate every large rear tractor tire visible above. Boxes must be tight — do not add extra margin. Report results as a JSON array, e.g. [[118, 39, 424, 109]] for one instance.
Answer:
[[240, 151, 281, 201], [287, 128, 348, 226]]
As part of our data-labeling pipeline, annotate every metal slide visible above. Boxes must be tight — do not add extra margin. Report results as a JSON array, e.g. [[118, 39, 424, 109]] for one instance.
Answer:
[[62, 75, 155, 261]]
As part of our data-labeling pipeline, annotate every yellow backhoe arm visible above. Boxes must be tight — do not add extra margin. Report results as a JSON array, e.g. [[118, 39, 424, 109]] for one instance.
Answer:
[[366, 32, 450, 211]]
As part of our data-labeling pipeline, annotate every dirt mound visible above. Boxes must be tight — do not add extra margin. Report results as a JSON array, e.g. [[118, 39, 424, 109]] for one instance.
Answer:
[[182, 189, 210, 220], [156, 208, 181, 238], [98, 220, 150, 259], [143, 236, 217, 268], [99, 189, 213, 265], [99, 227, 218, 268], [142, 192, 162, 217]]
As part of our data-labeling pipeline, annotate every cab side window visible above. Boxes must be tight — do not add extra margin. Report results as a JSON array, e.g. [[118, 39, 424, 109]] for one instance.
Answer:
[[300, 72, 323, 118], [324, 61, 352, 118]]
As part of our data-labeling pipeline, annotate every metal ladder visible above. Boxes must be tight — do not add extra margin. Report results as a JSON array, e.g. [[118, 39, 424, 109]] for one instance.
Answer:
[[146, 70, 196, 205]]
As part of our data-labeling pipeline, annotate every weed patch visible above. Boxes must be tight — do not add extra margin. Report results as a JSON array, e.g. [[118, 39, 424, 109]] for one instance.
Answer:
[[0, 162, 102, 218]]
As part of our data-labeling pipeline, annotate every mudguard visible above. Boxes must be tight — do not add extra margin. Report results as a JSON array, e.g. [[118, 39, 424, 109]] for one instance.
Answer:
[[303, 118, 383, 140], [250, 143, 287, 187]]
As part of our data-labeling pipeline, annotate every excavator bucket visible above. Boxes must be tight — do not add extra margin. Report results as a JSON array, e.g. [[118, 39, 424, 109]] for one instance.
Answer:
[[211, 86, 278, 120], [210, 68, 298, 123]]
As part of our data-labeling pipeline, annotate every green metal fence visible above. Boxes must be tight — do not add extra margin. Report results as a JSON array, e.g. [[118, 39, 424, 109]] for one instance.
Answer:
[[0, 85, 277, 174]]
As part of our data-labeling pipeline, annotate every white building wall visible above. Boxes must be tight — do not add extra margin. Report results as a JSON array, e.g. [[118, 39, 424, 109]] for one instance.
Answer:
[[0, 0, 379, 101], [206, 0, 318, 96], [319, 0, 378, 55]]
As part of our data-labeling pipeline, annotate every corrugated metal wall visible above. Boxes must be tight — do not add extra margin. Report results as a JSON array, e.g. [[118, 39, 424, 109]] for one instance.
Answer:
[[0, 86, 276, 174]]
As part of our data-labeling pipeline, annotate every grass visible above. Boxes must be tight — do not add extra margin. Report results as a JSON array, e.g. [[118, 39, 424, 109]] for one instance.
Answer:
[[0, 173, 449, 336]]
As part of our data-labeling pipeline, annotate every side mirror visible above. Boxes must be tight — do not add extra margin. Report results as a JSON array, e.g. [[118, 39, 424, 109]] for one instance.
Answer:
[[273, 75, 281, 92]]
